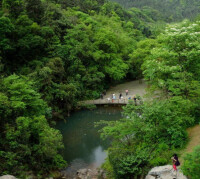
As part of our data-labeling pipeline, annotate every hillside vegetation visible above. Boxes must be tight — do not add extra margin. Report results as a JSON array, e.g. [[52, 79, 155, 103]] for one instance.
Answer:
[[110, 0, 200, 22], [1, 0, 200, 178], [0, 0, 164, 177]]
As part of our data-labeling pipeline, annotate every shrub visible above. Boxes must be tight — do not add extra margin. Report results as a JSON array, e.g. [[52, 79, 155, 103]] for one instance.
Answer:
[[182, 145, 200, 179]]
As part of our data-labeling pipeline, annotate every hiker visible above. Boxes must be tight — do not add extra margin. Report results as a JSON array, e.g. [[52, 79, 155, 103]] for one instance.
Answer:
[[112, 94, 115, 103], [171, 154, 180, 171], [119, 93, 122, 99], [171, 154, 180, 178], [113, 94, 116, 100], [125, 89, 128, 96], [100, 93, 103, 99], [133, 95, 137, 105], [107, 98, 111, 103]]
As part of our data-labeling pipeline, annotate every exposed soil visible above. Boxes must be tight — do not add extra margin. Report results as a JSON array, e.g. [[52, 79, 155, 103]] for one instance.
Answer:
[[103, 79, 147, 99], [180, 125, 200, 162]]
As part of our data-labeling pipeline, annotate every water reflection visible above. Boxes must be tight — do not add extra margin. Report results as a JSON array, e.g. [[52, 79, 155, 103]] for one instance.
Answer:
[[92, 146, 107, 167]]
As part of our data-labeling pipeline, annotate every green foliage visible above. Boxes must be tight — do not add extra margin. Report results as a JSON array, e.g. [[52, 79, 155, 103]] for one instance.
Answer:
[[2, 0, 24, 17], [3, 116, 65, 173], [29, 57, 79, 115], [25, 0, 44, 23], [182, 145, 200, 179], [58, 0, 105, 13], [80, 104, 97, 110], [102, 98, 193, 146], [1, 75, 48, 117], [97, 97, 193, 178], [128, 38, 158, 79], [0, 16, 14, 55], [0, 0, 162, 106], [1, 0, 200, 177], [1, 0, 156, 175], [142, 20, 200, 98], [111, 0, 200, 22], [61, 9, 134, 82], [101, 157, 115, 179], [99, 19, 200, 178], [0, 75, 66, 177]]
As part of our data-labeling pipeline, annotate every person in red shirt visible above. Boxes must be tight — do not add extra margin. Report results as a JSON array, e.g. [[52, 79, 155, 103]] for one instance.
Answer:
[[171, 154, 180, 178]]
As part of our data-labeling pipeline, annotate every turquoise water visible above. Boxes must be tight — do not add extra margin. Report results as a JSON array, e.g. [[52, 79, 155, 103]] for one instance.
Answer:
[[56, 106, 122, 176]]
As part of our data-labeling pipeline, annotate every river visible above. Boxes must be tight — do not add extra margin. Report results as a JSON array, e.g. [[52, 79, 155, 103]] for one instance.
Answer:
[[56, 106, 123, 177]]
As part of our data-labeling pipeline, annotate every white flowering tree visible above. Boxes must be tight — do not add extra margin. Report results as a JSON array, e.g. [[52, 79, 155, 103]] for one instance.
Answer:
[[142, 20, 200, 98]]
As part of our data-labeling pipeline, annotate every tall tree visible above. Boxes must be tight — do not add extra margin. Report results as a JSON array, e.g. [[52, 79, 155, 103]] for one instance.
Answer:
[[25, 0, 44, 23], [2, 0, 24, 17]]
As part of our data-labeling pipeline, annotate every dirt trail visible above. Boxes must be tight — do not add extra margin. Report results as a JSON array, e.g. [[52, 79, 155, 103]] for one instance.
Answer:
[[180, 125, 200, 162], [186, 125, 200, 153], [103, 79, 147, 99]]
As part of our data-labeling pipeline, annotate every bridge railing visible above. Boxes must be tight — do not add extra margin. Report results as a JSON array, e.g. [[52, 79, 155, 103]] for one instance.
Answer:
[[80, 98, 129, 105]]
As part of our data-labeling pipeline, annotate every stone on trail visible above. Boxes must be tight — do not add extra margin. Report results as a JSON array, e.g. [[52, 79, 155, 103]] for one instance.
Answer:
[[145, 165, 188, 179], [0, 175, 17, 179]]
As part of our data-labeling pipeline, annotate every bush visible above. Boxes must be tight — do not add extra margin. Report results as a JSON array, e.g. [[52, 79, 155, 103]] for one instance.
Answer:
[[181, 145, 200, 179], [81, 104, 97, 110]]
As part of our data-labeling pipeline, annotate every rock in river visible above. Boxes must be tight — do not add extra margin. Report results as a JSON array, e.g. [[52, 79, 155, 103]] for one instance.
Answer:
[[75, 168, 106, 179]]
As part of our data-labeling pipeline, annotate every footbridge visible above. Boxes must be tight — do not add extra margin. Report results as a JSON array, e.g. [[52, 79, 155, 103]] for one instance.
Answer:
[[79, 98, 130, 105]]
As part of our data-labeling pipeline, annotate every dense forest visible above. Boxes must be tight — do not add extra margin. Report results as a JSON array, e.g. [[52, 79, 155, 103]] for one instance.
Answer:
[[0, 0, 162, 177], [0, 0, 200, 178], [111, 0, 200, 22]]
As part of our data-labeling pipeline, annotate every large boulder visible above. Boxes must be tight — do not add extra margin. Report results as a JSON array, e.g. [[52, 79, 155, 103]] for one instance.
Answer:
[[146, 165, 187, 179], [0, 175, 17, 179]]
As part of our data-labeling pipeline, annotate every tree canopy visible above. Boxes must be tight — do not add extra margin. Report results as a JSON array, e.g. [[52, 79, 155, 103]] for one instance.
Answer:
[[0, 0, 163, 177], [1, 0, 200, 178], [111, 0, 200, 22]]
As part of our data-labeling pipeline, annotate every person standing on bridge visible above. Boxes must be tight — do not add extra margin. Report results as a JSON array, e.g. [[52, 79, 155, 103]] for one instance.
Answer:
[[100, 93, 103, 99], [133, 95, 137, 105], [112, 94, 115, 103], [125, 89, 128, 96], [107, 97, 111, 103], [119, 93, 122, 99]]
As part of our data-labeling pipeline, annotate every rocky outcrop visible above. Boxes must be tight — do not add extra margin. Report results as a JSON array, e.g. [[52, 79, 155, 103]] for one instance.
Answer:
[[75, 168, 106, 179], [146, 165, 187, 179], [0, 175, 17, 179]]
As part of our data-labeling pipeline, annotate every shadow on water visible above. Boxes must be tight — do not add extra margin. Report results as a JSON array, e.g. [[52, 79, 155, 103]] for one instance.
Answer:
[[56, 106, 123, 178]]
